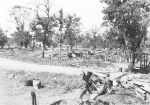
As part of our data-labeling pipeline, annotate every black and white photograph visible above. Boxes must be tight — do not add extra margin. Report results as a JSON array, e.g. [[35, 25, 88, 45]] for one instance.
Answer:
[[0, 0, 150, 105]]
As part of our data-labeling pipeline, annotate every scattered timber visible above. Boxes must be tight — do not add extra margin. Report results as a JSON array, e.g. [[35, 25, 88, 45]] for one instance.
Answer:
[[80, 70, 150, 102]]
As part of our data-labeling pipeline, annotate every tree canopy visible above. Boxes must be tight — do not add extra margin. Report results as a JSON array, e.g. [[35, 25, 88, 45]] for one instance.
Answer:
[[10, 5, 32, 49], [101, 0, 150, 52], [30, 0, 58, 57], [64, 14, 81, 50], [100, 0, 150, 72]]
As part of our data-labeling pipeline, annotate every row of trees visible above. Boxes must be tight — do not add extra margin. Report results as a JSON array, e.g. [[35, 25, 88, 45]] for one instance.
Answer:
[[6, 0, 110, 58], [0, 0, 107, 58], [4, 0, 82, 58], [1, 0, 150, 72], [29, 1, 82, 58]]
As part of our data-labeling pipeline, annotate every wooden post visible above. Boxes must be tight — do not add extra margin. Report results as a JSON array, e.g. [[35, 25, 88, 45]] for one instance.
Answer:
[[146, 54, 148, 73], [140, 54, 142, 71], [144, 54, 146, 73], [59, 42, 61, 61], [31, 91, 37, 105]]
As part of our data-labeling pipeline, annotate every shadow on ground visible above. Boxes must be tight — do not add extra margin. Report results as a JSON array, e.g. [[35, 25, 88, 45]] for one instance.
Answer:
[[50, 100, 63, 105]]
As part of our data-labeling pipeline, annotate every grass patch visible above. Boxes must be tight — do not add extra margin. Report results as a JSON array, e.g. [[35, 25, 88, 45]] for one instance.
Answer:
[[6, 69, 85, 92]]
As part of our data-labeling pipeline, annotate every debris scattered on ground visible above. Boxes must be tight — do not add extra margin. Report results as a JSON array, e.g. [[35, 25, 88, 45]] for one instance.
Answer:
[[80, 70, 150, 103], [2, 69, 150, 105]]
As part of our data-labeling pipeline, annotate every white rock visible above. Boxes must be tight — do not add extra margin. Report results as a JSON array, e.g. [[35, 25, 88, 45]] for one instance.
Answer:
[[14, 75, 18, 79], [8, 74, 15, 79]]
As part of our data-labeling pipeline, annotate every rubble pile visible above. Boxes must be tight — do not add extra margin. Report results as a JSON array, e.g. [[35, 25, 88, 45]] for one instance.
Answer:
[[80, 70, 150, 103]]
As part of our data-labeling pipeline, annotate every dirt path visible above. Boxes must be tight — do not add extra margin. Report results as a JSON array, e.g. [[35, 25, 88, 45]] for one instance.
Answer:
[[0, 57, 88, 75], [0, 57, 113, 76]]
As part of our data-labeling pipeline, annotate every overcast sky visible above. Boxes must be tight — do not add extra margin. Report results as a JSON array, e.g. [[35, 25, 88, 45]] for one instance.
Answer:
[[0, 0, 106, 34]]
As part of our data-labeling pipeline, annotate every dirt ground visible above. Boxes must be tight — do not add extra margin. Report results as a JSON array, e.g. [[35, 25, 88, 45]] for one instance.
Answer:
[[0, 68, 150, 105]]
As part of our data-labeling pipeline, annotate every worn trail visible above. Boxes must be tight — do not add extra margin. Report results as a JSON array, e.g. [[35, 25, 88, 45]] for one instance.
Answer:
[[0, 57, 106, 75]]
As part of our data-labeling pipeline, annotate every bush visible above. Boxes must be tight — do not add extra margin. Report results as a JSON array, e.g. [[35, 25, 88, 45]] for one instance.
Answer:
[[0, 35, 7, 48]]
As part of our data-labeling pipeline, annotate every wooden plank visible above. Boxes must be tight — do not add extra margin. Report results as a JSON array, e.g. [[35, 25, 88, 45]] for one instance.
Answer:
[[132, 80, 150, 93]]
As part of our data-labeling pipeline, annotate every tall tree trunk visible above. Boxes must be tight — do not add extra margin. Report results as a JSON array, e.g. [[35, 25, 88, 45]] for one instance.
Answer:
[[126, 50, 136, 72], [25, 40, 28, 49], [32, 40, 35, 51], [7, 39, 11, 49], [42, 44, 44, 58], [42, 35, 46, 58], [128, 53, 134, 72]]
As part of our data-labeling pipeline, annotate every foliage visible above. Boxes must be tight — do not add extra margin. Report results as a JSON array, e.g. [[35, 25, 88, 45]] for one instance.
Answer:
[[101, 0, 150, 52], [0, 28, 7, 48], [10, 5, 32, 48], [11, 31, 31, 48], [101, 0, 150, 68], [76, 35, 84, 45], [30, 0, 57, 57], [64, 14, 81, 50], [103, 28, 123, 49], [83, 28, 105, 49], [55, 8, 65, 44], [81, 39, 91, 48], [30, 16, 57, 43], [100, 0, 150, 72]]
